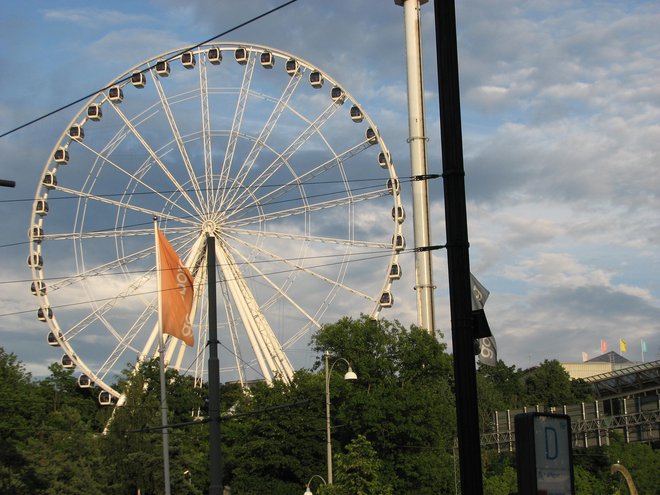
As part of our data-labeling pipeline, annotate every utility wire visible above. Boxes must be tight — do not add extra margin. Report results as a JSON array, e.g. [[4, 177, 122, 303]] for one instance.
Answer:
[[127, 399, 312, 433], [0, 176, 421, 250], [0, 175, 424, 205], [2, 246, 398, 286], [0, 248, 410, 319], [0, 0, 301, 139]]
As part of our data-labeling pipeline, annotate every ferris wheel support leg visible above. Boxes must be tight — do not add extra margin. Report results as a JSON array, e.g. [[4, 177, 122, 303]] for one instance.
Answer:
[[397, 0, 436, 333], [215, 240, 294, 383]]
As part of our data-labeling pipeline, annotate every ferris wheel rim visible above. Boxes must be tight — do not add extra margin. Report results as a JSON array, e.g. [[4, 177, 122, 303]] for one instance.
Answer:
[[28, 41, 404, 401]]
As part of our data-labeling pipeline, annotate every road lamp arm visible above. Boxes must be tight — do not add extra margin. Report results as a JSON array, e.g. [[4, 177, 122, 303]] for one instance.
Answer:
[[304, 474, 327, 495], [324, 351, 357, 485]]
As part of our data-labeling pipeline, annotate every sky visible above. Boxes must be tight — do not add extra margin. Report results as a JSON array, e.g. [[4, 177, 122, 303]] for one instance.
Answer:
[[0, 0, 658, 385]]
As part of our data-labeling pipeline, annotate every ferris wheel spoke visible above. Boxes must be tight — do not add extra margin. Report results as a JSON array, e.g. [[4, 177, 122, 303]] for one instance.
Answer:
[[72, 140, 200, 221], [96, 306, 157, 383], [225, 226, 392, 250], [217, 279, 247, 386], [226, 189, 389, 228], [108, 101, 204, 215], [46, 246, 154, 292], [52, 184, 199, 227], [198, 57, 215, 212], [223, 232, 376, 302], [215, 240, 294, 383], [222, 70, 304, 209], [216, 55, 257, 210], [38, 227, 153, 242], [63, 271, 155, 342], [224, 97, 344, 214], [150, 72, 207, 209], [231, 140, 376, 217], [225, 241, 323, 326]]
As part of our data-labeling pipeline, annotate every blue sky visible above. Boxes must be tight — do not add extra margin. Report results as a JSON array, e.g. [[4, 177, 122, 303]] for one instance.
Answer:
[[0, 0, 658, 381]]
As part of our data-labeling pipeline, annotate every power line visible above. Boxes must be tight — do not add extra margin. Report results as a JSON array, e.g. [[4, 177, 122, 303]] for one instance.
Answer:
[[0, 177, 417, 250], [0, 176, 416, 205], [0, 248, 408, 319], [2, 245, 399, 286], [0, 0, 301, 139]]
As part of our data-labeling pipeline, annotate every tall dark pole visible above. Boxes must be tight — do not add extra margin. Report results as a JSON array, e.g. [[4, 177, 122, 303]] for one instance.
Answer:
[[434, 1, 483, 493], [207, 235, 222, 495]]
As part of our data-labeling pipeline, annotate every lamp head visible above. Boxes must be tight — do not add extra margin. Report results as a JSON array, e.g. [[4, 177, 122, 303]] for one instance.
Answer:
[[344, 366, 357, 381], [304, 487, 313, 495]]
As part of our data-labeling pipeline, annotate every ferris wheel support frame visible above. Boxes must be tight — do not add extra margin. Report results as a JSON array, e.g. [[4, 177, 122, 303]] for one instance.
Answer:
[[396, 0, 436, 333]]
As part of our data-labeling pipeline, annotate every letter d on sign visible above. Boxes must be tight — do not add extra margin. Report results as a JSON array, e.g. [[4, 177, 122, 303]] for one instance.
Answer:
[[544, 427, 558, 460]]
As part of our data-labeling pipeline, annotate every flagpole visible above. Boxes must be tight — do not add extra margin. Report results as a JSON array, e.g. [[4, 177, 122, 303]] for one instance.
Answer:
[[207, 234, 222, 495], [154, 217, 172, 495]]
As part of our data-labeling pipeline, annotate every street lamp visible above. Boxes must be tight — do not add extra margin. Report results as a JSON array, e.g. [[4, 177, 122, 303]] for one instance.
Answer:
[[324, 350, 357, 484], [304, 474, 327, 495]]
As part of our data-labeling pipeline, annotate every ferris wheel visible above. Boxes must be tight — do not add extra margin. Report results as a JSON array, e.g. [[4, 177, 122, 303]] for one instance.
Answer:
[[28, 42, 405, 403]]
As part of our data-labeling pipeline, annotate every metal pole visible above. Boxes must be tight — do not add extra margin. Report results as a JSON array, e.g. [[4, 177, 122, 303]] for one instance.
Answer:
[[324, 351, 333, 484], [395, 0, 435, 333], [207, 235, 222, 495], [433, 1, 483, 493], [158, 332, 172, 495], [154, 218, 171, 495]]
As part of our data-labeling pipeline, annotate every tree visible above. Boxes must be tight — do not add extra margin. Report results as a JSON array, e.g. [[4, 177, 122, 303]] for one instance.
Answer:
[[319, 435, 392, 495], [606, 434, 660, 494], [0, 348, 48, 494], [222, 370, 327, 495], [523, 359, 577, 407], [101, 358, 208, 495], [312, 316, 456, 494]]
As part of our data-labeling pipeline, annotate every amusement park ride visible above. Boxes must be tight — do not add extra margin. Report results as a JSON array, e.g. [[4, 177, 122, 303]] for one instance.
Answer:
[[28, 41, 408, 404]]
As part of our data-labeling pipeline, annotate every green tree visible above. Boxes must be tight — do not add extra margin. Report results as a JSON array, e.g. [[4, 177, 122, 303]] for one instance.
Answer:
[[101, 358, 208, 495], [523, 359, 576, 407], [223, 370, 327, 495], [312, 316, 456, 494], [606, 434, 660, 494], [0, 348, 48, 494], [483, 465, 517, 495], [320, 435, 393, 495], [19, 405, 108, 495]]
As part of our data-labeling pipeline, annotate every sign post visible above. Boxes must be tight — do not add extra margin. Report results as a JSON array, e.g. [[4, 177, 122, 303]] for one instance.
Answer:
[[515, 412, 575, 495]]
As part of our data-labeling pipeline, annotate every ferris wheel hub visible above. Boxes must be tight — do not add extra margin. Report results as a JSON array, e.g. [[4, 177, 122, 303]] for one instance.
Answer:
[[201, 219, 219, 235]]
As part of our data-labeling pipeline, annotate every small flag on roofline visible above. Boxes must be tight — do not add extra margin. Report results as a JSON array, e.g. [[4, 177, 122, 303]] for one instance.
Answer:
[[581, 352, 588, 362], [600, 339, 607, 353], [619, 339, 627, 353]]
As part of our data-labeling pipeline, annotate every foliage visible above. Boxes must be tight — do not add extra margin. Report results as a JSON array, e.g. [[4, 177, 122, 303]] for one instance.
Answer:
[[605, 434, 660, 494], [0, 315, 658, 494], [312, 315, 456, 494], [319, 435, 393, 495], [522, 359, 581, 407], [101, 358, 208, 495], [222, 370, 327, 495]]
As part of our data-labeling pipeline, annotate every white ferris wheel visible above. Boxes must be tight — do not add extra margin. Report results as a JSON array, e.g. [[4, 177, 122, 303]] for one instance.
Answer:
[[28, 42, 405, 404]]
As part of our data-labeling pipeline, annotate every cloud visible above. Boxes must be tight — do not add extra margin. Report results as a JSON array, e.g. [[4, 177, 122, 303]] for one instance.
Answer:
[[41, 8, 154, 26]]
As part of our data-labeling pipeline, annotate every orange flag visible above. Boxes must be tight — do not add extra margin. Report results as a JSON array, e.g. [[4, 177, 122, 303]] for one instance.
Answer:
[[157, 229, 194, 346]]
